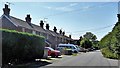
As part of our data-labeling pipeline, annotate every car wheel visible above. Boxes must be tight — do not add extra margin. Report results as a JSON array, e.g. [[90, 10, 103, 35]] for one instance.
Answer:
[[74, 51, 78, 53], [51, 53, 55, 58], [56, 56, 58, 58]]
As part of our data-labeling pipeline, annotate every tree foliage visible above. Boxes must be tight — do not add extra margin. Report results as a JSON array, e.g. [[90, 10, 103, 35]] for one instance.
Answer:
[[83, 32, 97, 41], [80, 38, 93, 49], [80, 32, 98, 49], [99, 21, 120, 59]]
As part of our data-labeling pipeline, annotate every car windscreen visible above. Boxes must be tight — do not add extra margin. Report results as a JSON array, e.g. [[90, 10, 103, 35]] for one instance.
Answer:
[[58, 45, 74, 49]]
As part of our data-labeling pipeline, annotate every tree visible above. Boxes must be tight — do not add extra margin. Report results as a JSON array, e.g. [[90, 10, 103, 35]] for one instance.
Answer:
[[80, 32, 99, 49], [80, 38, 93, 49], [83, 32, 97, 42], [76, 36, 83, 46], [79, 36, 83, 42], [115, 22, 120, 58]]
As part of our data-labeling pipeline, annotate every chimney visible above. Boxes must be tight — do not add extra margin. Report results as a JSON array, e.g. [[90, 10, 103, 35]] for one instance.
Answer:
[[69, 35, 71, 38], [53, 26, 57, 33], [3, 4, 10, 17], [40, 20, 44, 28], [46, 24, 49, 30], [117, 14, 120, 22], [59, 29, 62, 34], [25, 14, 31, 24], [63, 31, 65, 36]]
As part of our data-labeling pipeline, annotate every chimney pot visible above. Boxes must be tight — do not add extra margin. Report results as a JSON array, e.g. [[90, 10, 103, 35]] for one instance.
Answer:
[[63, 31, 65, 36], [3, 4, 10, 17], [46, 24, 49, 30], [53, 26, 57, 32], [25, 14, 31, 24], [59, 29, 62, 34], [69, 35, 71, 38], [40, 20, 44, 28]]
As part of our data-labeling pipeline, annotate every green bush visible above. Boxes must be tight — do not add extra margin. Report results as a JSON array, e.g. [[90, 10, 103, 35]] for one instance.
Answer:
[[80, 38, 93, 49], [99, 21, 120, 59], [1, 29, 45, 64], [101, 47, 118, 59]]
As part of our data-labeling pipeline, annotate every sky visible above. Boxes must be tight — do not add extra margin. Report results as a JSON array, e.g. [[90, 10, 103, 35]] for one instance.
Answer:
[[0, 2, 118, 40]]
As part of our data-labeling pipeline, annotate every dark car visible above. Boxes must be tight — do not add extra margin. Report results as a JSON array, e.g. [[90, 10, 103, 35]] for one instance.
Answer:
[[45, 47, 61, 57]]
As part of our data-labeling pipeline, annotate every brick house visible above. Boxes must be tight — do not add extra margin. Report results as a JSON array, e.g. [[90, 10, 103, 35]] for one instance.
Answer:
[[0, 4, 73, 49]]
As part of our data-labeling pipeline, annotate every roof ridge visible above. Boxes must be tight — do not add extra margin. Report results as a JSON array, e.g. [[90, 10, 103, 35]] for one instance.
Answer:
[[10, 16, 26, 23]]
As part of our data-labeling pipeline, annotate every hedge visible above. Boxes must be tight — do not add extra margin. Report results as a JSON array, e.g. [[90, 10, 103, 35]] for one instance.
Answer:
[[99, 21, 120, 59], [101, 47, 118, 59], [1, 29, 45, 65]]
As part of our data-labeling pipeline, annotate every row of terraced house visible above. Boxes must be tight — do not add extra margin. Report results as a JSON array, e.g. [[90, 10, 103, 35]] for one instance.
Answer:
[[0, 4, 73, 49]]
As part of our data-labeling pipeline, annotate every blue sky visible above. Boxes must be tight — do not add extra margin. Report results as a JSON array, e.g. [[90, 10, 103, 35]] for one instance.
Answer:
[[0, 2, 118, 40]]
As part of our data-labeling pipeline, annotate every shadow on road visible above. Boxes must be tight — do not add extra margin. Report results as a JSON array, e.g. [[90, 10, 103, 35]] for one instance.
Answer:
[[2, 61, 52, 68]]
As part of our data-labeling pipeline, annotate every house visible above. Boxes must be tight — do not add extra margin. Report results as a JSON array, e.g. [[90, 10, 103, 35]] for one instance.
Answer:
[[0, 4, 73, 49]]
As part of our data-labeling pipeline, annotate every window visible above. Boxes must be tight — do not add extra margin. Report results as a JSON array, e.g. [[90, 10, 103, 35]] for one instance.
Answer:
[[22, 28, 25, 32], [32, 30, 36, 34], [72, 46, 76, 49], [47, 34, 49, 39]]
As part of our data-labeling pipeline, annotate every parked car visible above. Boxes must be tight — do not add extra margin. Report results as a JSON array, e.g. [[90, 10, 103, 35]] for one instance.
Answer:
[[88, 48, 94, 51], [74, 45, 80, 52], [45, 47, 61, 58], [57, 44, 79, 53], [79, 47, 87, 52]]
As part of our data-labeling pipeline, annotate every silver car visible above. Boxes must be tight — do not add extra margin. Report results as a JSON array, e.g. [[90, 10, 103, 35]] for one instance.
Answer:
[[57, 44, 79, 53]]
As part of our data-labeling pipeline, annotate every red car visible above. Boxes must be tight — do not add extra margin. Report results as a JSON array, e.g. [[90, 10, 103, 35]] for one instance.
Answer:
[[45, 47, 61, 57]]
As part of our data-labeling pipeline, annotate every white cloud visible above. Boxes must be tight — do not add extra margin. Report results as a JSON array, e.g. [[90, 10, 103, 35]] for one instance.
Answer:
[[81, 6, 91, 11], [69, 3, 78, 7], [46, 6, 52, 9], [44, 3, 78, 12], [45, 6, 74, 11], [44, 2, 110, 13], [55, 6, 74, 11]]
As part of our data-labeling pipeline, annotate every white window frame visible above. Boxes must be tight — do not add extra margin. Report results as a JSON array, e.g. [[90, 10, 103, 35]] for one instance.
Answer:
[[47, 34, 49, 39], [22, 28, 25, 32], [32, 30, 36, 35]]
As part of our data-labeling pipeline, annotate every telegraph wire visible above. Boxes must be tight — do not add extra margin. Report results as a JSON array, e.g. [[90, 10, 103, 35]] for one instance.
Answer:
[[42, 2, 114, 34], [43, 2, 113, 18], [66, 24, 115, 35], [41, 2, 115, 36]]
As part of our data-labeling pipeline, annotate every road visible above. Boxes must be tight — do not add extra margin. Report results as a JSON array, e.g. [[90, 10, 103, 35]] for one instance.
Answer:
[[41, 50, 118, 68]]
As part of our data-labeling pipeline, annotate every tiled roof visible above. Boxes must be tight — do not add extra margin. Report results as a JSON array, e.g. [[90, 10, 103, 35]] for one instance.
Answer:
[[3, 15, 54, 36], [45, 29, 56, 36], [31, 24, 46, 33], [57, 32, 64, 38], [49, 30, 60, 37], [1, 14, 73, 40], [10, 16, 33, 30], [10, 16, 48, 34]]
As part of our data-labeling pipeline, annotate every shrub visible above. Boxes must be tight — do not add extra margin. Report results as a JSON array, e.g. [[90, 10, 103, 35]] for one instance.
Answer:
[[99, 21, 120, 59], [80, 38, 93, 49], [101, 47, 118, 59], [1, 29, 45, 65]]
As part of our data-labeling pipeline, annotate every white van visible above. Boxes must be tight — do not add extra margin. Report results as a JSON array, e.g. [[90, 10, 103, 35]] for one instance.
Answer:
[[57, 44, 79, 53]]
